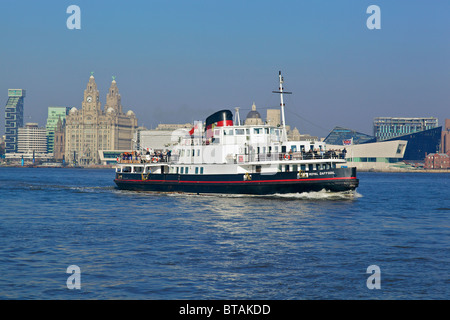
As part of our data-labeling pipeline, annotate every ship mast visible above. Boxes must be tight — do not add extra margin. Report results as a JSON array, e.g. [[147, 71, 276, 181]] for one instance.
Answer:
[[272, 71, 292, 142]]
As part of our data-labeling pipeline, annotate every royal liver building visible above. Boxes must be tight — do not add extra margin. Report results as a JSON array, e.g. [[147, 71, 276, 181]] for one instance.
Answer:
[[65, 74, 137, 165]]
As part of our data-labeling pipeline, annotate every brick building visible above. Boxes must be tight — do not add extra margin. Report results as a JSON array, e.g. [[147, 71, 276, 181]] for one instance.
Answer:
[[424, 153, 450, 169]]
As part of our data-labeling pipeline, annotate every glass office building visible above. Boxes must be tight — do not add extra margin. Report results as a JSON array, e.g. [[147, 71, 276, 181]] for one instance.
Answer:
[[46, 107, 70, 153], [373, 117, 438, 141], [4, 89, 26, 153]]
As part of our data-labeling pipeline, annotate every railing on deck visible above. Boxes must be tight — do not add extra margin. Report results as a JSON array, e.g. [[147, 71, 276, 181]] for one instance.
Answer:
[[236, 151, 346, 163], [117, 150, 347, 165]]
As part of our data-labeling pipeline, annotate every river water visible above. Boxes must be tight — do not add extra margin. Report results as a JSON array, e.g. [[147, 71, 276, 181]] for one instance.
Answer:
[[0, 167, 448, 299]]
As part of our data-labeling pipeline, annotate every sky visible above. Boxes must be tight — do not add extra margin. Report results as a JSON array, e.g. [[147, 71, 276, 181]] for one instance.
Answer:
[[1, 0, 449, 138]]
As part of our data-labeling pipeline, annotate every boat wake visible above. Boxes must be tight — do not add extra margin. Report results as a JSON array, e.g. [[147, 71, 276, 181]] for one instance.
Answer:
[[270, 189, 363, 200], [164, 189, 363, 201]]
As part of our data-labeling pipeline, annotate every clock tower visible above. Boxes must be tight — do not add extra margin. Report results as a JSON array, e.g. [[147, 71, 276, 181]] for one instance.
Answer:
[[82, 73, 101, 115]]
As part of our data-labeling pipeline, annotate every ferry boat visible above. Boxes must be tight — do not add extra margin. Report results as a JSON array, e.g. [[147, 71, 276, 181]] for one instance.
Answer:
[[114, 72, 359, 194]]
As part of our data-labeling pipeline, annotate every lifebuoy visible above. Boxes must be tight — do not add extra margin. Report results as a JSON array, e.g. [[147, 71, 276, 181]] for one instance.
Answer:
[[284, 154, 291, 160]]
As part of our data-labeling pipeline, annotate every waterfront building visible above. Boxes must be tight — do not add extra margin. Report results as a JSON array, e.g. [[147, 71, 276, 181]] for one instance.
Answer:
[[45, 106, 70, 154], [0, 135, 5, 158], [137, 123, 191, 152], [373, 117, 438, 141], [441, 119, 450, 155], [53, 117, 66, 162], [4, 89, 25, 153], [17, 123, 48, 154], [327, 140, 408, 171], [324, 127, 377, 145], [325, 122, 442, 161], [381, 127, 442, 161], [424, 153, 450, 169], [65, 74, 138, 165]]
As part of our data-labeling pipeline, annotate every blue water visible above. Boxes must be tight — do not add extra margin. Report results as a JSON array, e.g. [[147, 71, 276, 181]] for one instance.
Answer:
[[0, 167, 448, 299]]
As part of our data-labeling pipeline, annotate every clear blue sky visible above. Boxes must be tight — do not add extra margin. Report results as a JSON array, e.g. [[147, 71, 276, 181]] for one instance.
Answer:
[[1, 0, 449, 137]]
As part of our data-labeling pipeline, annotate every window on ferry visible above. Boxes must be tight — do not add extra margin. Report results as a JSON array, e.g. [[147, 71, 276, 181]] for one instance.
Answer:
[[116, 167, 121, 173], [332, 163, 336, 169], [181, 149, 185, 157], [308, 164, 314, 171], [176, 167, 179, 174], [301, 164, 306, 171], [291, 145, 297, 152], [134, 166, 144, 173], [265, 128, 269, 134], [293, 165, 298, 172], [285, 165, 290, 172], [123, 166, 132, 173], [180, 167, 184, 174], [253, 128, 262, 134], [200, 167, 204, 174], [214, 129, 220, 136], [197, 149, 200, 157], [192, 149, 195, 157], [195, 167, 199, 174], [224, 129, 233, 135], [246, 129, 250, 135], [235, 129, 245, 135], [275, 146, 279, 153], [185, 167, 189, 174]]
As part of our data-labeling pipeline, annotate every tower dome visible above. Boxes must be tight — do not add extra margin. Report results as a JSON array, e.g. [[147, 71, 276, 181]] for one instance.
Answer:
[[245, 102, 263, 125]]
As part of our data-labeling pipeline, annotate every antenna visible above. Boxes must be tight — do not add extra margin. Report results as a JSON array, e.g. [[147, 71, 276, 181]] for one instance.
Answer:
[[272, 71, 292, 142]]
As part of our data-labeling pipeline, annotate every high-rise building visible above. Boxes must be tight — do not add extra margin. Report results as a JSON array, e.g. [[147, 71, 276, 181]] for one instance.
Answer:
[[17, 123, 47, 154], [4, 89, 25, 153], [373, 117, 438, 141], [46, 106, 70, 154], [65, 74, 138, 165]]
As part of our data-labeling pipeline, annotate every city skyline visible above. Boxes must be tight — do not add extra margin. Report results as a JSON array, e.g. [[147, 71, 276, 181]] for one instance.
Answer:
[[1, 0, 449, 137]]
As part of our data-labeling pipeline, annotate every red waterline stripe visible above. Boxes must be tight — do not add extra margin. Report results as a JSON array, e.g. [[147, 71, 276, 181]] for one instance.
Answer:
[[117, 177, 357, 184]]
